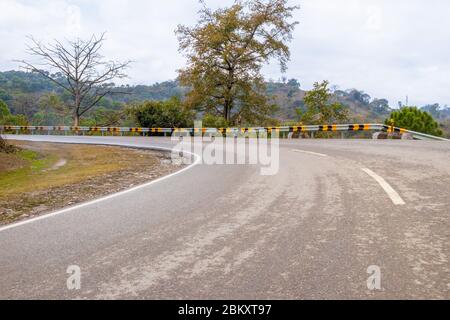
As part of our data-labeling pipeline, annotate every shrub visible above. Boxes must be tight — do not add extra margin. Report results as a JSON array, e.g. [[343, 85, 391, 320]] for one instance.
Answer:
[[202, 114, 229, 128], [0, 99, 29, 126], [386, 107, 443, 136], [127, 97, 194, 128], [0, 114, 29, 126], [0, 99, 10, 118], [0, 136, 17, 153]]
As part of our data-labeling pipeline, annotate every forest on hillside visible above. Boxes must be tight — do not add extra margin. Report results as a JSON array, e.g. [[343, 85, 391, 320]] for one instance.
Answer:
[[1, 70, 449, 137]]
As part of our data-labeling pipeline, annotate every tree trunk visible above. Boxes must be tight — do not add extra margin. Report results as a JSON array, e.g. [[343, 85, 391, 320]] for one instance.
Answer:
[[73, 94, 81, 127], [224, 95, 233, 123], [224, 104, 229, 122], [73, 113, 80, 127]]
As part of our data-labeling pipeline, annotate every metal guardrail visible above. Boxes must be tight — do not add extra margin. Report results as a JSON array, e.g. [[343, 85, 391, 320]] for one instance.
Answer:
[[385, 127, 449, 141], [0, 124, 448, 141]]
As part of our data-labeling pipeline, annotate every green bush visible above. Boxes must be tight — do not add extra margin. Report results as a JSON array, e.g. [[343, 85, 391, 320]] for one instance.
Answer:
[[0, 99, 29, 126], [32, 111, 61, 126], [386, 107, 443, 137], [0, 99, 11, 118], [127, 97, 194, 128], [0, 136, 17, 153], [79, 108, 124, 127], [202, 114, 229, 128], [0, 114, 29, 126]]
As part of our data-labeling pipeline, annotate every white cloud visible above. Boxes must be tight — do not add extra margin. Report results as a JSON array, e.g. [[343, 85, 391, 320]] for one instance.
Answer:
[[0, 0, 449, 107]]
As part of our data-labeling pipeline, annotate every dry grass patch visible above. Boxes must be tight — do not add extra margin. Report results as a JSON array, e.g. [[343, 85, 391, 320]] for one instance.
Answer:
[[0, 141, 182, 225]]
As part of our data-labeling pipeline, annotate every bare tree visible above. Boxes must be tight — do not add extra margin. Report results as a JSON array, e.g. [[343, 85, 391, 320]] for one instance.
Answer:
[[19, 33, 130, 126]]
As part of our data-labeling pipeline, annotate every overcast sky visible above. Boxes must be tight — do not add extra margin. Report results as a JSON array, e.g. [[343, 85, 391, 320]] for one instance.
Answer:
[[1, 0, 449, 107]]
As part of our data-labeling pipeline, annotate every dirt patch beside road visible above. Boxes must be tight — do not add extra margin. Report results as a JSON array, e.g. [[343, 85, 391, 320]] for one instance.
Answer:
[[0, 141, 184, 225]]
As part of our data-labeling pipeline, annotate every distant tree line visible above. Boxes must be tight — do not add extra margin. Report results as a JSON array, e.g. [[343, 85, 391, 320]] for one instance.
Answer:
[[1, 70, 449, 138]]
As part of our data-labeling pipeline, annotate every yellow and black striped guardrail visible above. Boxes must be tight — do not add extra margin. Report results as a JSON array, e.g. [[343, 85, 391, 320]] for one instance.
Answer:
[[0, 124, 447, 141], [0, 123, 381, 133]]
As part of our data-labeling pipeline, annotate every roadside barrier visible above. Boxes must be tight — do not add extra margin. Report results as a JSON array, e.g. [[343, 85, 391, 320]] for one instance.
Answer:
[[0, 124, 447, 141]]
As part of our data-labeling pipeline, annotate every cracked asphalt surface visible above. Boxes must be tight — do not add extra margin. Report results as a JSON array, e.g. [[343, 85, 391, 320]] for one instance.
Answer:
[[0, 135, 449, 299]]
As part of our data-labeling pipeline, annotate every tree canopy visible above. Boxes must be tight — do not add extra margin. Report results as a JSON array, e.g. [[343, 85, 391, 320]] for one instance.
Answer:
[[0, 99, 28, 126], [0, 99, 10, 118], [299, 81, 349, 125], [176, 0, 298, 125], [127, 97, 194, 128], [386, 107, 443, 136]]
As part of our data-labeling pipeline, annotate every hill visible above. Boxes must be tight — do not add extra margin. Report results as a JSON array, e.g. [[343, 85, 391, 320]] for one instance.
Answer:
[[266, 80, 393, 123], [1, 70, 449, 128]]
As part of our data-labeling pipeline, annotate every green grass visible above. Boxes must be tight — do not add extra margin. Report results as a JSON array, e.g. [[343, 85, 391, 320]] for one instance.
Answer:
[[0, 150, 59, 195], [0, 143, 147, 198], [18, 149, 39, 161], [1, 142, 164, 225]]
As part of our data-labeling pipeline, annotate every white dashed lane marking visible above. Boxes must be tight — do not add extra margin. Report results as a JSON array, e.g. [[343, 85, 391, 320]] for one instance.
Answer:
[[291, 149, 328, 157]]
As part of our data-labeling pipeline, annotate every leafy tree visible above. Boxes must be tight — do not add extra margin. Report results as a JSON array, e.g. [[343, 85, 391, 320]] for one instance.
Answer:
[[299, 81, 349, 124], [286, 79, 300, 98], [202, 114, 229, 128], [287, 78, 300, 89], [38, 93, 66, 113], [10, 93, 39, 118], [421, 103, 450, 120], [347, 89, 371, 105], [0, 114, 29, 126], [386, 107, 443, 136], [32, 112, 60, 126], [20, 33, 130, 126], [369, 98, 390, 114], [0, 99, 10, 118], [176, 0, 299, 124], [35, 93, 70, 125], [127, 97, 194, 128], [0, 89, 12, 102], [80, 108, 124, 127], [439, 119, 450, 138], [0, 98, 28, 126], [421, 103, 441, 119]]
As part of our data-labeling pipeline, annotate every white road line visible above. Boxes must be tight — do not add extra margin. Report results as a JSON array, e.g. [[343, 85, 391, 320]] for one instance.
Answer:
[[292, 149, 328, 157], [0, 145, 201, 233], [361, 168, 406, 206]]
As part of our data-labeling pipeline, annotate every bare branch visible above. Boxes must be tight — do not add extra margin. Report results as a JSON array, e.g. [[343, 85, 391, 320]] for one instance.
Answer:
[[20, 33, 131, 126]]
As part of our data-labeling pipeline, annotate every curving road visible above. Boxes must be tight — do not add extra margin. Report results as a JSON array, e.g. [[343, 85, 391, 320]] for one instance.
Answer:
[[0, 135, 449, 299]]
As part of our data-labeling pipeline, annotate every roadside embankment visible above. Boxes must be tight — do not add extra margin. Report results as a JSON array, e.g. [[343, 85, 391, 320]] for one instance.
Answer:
[[0, 140, 182, 225]]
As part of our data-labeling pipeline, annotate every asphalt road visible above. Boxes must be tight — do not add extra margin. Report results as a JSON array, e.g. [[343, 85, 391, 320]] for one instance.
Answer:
[[0, 135, 449, 299]]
